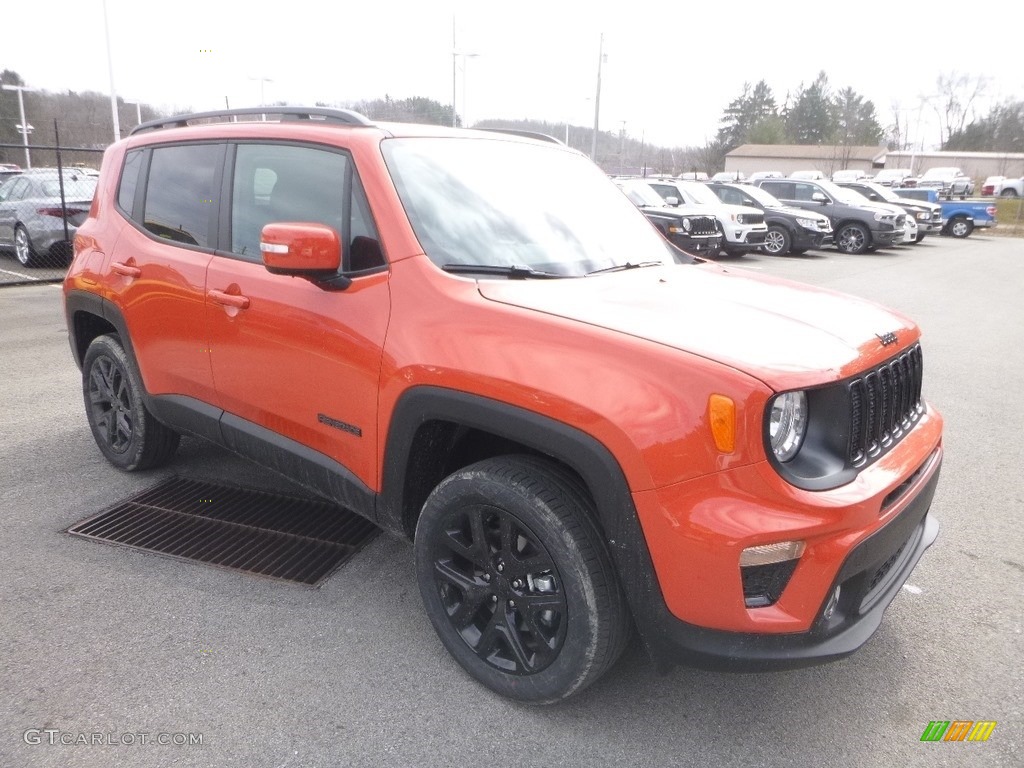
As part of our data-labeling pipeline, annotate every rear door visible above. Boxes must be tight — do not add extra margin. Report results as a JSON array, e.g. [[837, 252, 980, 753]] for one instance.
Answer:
[[106, 143, 222, 403], [205, 141, 390, 489]]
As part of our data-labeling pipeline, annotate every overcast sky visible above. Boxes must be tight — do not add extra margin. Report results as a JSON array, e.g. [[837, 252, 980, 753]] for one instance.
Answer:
[[6, 0, 1024, 151]]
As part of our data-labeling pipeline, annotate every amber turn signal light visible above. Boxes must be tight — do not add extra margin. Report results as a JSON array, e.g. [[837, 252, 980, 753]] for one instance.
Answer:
[[708, 394, 735, 453]]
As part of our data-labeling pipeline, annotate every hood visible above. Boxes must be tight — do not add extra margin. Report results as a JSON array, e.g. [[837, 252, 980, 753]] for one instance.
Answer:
[[773, 205, 830, 222], [476, 264, 917, 390], [643, 202, 719, 218], [850, 200, 904, 218]]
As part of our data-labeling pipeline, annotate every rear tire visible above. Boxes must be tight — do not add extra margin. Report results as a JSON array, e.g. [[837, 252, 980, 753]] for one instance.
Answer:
[[82, 334, 180, 470], [947, 216, 973, 238], [14, 225, 38, 267], [1001, 188, 1018, 198], [414, 455, 630, 704]]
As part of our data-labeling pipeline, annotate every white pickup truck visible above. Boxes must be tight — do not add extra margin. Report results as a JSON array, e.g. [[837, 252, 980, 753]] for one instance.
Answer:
[[997, 177, 1023, 197]]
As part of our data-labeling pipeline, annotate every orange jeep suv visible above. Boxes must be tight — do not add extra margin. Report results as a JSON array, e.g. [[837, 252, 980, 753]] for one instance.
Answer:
[[64, 108, 943, 703]]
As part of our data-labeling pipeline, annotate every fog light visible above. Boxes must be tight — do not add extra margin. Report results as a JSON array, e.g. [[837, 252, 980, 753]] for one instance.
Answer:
[[823, 585, 842, 620], [740, 541, 805, 608]]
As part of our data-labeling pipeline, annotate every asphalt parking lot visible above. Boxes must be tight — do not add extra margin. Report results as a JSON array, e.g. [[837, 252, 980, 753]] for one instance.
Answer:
[[1, 235, 1021, 768]]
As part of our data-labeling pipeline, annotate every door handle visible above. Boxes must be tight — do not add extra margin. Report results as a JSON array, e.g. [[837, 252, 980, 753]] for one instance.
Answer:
[[208, 289, 250, 310], [111, 262, 141, 278]]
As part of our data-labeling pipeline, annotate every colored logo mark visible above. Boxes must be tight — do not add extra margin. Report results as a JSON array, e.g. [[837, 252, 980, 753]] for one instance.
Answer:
[[920, 721, 996, 742]]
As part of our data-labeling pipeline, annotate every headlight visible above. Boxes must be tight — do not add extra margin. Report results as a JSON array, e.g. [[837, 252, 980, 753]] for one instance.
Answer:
[[873, 211, 893, 222], [681, 217, 692, 232], [796, 217, 819, 229], [768, 391, 807, 462], [916, 211, 929, 221]]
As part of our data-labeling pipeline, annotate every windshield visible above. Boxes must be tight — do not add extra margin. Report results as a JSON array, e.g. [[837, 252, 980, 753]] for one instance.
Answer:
[[616, 180, 670, 208], [858, 182, 900, 203], [815, 179, 868, 205], [382, 138, 675, 276], [676, 182, 720, 206]]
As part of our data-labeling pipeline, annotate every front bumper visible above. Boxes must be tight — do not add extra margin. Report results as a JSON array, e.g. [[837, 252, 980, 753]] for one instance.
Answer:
[[872, 228, 902, 247], [723, 227, 768, 253], [629, 406, 942, 670], [791, 228, 833, 250], [669, 233, 723, 254]]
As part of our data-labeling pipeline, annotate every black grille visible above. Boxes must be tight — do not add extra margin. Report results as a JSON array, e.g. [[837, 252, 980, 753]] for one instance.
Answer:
[[683, 215, 718, 236], [848, 344, 924, 466]]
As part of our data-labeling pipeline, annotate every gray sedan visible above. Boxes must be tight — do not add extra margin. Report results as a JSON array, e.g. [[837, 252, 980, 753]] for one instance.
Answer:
[[0, 170, 97, 267]]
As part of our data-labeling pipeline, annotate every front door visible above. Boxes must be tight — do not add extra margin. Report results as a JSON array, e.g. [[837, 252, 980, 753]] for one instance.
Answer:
[[206, 142, 390, 489]]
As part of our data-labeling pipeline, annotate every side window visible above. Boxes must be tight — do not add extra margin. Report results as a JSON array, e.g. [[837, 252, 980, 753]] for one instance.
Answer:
[[716, 187, 742, 206], [761, 181, 793, 200], [793, 183, 819, 202], [117, 149, 144, 217], [7, 177, 31, 201], [230, 143, 384, 270], [143, 144, 221, 247]]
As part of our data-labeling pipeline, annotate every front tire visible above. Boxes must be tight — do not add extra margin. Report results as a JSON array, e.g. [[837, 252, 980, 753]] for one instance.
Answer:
[[947, 216, 973, 238], [82, 334, 180, 470], [762, 225, 791, 256], [14, 225, 38, 267], [835, 223, 870, 254], [414, 455, 629, 704]]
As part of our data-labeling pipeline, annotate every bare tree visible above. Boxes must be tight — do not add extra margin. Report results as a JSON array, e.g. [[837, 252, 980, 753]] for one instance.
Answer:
[[930, 71, 989, 147]]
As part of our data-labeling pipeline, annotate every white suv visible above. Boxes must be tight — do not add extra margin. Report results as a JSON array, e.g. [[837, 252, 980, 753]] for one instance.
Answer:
[[645, 179, 769, 256]]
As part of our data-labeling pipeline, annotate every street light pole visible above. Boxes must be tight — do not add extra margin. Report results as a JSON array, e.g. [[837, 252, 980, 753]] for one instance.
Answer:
[[590, 33, 604, 161], [101, 0, 121, 141], [2, 84, 37, 168]]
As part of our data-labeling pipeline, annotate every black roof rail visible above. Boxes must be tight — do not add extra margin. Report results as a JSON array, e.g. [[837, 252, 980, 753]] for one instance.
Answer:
[[475, 128, 564, 145], [130, 107, 374, 136]]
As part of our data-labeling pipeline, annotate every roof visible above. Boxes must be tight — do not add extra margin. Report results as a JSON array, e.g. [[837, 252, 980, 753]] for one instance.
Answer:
[[727, 144, 887, 162]]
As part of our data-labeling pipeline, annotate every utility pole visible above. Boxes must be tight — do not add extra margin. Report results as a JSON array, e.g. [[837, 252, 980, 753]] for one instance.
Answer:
[[590, 33, 604, 161], [2, 84, 37, 168]]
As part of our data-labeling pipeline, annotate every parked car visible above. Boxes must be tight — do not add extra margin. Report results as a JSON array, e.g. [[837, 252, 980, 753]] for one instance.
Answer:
[[710, 171, 745, 182], [873, 168, 912, 187], [893, 187, 940, 203], [676, 171, 709, 181], [0, 162, 22, 183], [996, 176, 1022, 197], [644, 178, 768, 256], [831, 170, 869, 183], [789, 170, 825, 180], [0, 168, 98, 266], [708, 182, 833, 256], [755, 178, 905, 254], [62, 106, 943, 703], [916, 167, 974, 198], [747, 171, 784, 182], [902, 212, 918, 243], [835, 181, 943, 242], [981, 175, 1005, 196], [614, 178, 723, 255]]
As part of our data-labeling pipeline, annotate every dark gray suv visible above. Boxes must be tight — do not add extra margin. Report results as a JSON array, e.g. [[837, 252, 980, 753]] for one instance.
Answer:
[[755, 178, 905, 255]]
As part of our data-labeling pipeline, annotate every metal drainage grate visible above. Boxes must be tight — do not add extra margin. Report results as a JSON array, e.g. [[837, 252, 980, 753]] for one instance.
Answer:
[[67, 476, 379, 586]]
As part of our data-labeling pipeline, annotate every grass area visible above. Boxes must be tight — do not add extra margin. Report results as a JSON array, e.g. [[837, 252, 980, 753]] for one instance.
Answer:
[[992, 197, 1024, 236]]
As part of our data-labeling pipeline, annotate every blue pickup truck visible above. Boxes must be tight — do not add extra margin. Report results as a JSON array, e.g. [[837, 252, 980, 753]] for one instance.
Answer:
[[896, 188, 997, 237]]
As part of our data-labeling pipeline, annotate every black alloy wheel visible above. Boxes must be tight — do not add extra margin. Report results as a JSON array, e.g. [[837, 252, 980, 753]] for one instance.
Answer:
[[82, 334, 180, 470], [835, 223, 870, 254], [415, 455, 630, 703], [429, 502, 568, 675]]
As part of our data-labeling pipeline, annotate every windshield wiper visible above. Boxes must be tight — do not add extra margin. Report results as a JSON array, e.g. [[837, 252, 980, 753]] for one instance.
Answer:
[[586, 260, 663, 276], [442, 263, 565, 279]]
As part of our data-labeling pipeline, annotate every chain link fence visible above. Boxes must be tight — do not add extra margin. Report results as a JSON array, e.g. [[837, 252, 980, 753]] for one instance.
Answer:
[[0, 134, 105, 285]]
